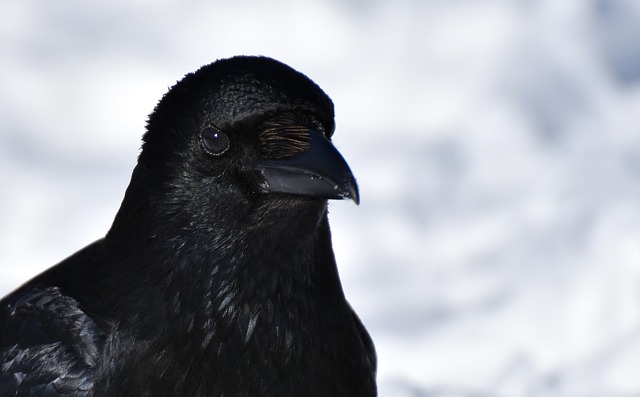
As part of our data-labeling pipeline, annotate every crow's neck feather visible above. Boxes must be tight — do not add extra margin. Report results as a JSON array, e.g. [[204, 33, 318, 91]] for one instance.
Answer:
[[101, 177, 346, 348]]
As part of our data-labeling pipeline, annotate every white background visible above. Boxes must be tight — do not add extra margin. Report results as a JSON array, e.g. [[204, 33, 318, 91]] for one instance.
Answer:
[[2, 1, 640, 395]]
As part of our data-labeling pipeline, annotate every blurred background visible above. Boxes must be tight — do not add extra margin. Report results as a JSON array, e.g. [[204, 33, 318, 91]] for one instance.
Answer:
[[2, 0, 640, 395]]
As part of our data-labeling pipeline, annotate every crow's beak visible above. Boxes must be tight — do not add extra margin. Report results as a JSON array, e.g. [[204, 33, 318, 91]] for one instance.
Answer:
[[254, 130, 359, 204]]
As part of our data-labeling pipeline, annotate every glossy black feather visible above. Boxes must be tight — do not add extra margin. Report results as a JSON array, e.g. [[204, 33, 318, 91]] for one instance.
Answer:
[[0, 56, 376, 396]]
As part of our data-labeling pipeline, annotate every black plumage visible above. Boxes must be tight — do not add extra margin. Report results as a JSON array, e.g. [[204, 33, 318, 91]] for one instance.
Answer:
[[0, 56, 377, 396]]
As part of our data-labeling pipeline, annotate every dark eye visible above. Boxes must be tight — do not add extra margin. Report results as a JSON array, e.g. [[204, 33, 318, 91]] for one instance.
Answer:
[[200, 125, 230, 156]]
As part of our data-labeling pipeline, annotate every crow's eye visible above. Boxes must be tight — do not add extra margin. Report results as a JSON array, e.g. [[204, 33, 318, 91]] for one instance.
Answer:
[[200, 126, 230, 156]]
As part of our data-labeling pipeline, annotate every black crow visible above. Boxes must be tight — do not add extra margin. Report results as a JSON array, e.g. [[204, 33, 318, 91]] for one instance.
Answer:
[[0, 56, 377, 396]]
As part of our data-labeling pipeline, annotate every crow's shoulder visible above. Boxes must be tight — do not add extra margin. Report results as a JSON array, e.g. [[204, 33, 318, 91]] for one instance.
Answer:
[[0, 285, 105, 396]]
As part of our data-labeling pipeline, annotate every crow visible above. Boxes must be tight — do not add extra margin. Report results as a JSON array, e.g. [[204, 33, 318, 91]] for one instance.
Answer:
[[0, 56, 377, 396]]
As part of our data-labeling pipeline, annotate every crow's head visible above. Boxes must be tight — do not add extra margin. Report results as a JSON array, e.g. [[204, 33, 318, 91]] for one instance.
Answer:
[[136, 56, 358, 230]]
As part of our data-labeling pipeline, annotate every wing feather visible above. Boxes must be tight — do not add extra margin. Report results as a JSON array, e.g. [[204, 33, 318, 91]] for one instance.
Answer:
[[0, 286, 105, 396]]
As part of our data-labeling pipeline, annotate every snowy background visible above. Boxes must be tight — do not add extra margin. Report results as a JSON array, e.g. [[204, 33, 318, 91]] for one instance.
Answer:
[[2, 0, 640, 395]]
